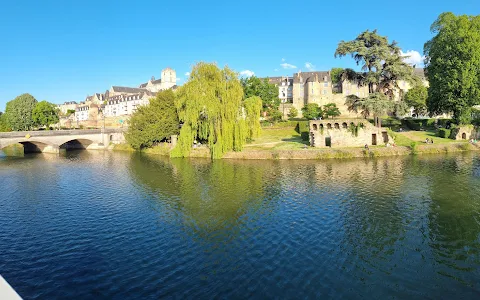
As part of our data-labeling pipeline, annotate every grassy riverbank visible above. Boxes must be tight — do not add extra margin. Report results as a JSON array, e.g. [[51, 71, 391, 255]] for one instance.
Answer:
[[112, 126, 479, 160]]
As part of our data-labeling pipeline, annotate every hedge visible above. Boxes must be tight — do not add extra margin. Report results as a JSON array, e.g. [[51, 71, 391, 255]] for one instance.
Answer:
[[437, 128, 451, 138]]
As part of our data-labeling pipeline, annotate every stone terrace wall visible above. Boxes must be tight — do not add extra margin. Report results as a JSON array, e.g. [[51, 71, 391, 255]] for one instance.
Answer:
[[309, 119, 391, 147]]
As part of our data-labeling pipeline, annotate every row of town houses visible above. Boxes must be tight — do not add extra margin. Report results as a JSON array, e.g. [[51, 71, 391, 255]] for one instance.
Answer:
[[57, 67, 177, 125], [57, 66, 427, 126]]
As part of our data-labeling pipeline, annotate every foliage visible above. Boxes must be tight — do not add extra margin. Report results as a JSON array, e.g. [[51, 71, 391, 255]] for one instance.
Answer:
[[336, 30, 419, 124], [323, 103, 341, 119], [301, 103, 323, 120], [393, 100, 410, 117], [241, 75, 280, 113], [335, 29, 418, 97], [0, 113, 11, 132], [348, 123, 360, 137], [424, 12, 480, 124], [267, 108, 282, 122], [345, 93, 393, 119], [66, 109, 76, 115], [288, 107, 298, 119], [293, 121, 310, 141], [32, 101, 59, 128], [4, 93, 38, 131], [438, 128, 451, 138], [171, 62, 261, 159], [330, 68, 344, 84], [243, 96, 263, 140], [125, 90, 179, 150], [404, 85, 428, 116], [401, 118, 421, 131]]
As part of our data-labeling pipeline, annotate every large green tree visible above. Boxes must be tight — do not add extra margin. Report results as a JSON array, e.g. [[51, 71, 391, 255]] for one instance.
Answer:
[[330, 68, 344, 85], [241, 76, 279, 113], [323, 103, 341, 119], [335, 30, 418, 127], [32, 101, 59, 128], [301, 103, 323, 120], [125, 90, 180, 150], [4, 93, 38, 131], [404, 85, 428, 116], [171, 62, 262, 159], [0, 112, 11, 132], [424, 12, 480, 124]]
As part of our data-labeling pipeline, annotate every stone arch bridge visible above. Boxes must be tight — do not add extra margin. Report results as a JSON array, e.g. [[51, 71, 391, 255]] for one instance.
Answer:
[[0, 129, 126, 154]]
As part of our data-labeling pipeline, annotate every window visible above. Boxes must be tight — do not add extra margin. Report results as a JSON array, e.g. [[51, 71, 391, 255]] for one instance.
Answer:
[[312, 89, 314, 94], [324, 83, 328, 87], [323, 90, 327, 95], [282, 82, 285, 86]]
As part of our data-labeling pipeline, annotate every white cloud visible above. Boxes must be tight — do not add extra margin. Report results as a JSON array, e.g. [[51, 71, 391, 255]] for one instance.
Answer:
[[274, 69, 279, 72], [401, 50, 425, 66], [184, 72, 190, 77], [305, 62, 315, 71], [281, 58, 286, 62], [280, 63, 297, 69], [240, 70, 255, 77]]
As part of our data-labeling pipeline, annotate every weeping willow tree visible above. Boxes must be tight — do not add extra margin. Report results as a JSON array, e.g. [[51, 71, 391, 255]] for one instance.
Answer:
[[171, 62, 262, 159]]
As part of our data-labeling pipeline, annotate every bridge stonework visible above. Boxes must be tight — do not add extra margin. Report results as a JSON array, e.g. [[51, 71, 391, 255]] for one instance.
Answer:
[[0, 129, 126, 154]]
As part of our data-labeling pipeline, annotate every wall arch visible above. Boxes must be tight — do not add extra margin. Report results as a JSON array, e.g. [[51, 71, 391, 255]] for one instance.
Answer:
[[59, 139, 95, 150]]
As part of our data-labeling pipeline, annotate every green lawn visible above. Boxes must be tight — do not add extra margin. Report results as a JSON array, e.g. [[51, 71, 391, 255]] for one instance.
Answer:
[[397, 130, 462, 144], [246, 127, 308, 150]]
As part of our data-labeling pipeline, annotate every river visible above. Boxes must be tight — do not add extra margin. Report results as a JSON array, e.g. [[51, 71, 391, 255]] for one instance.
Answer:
[[0, 151, 479, 299]]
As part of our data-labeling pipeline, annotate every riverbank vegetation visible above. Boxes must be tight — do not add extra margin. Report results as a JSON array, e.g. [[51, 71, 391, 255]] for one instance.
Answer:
[[0, 93, 59, 131]]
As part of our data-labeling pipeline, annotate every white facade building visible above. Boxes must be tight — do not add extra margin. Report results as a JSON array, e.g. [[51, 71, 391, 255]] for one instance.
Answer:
[[75, 106, 90, 121], [104, 93, 153, 117]]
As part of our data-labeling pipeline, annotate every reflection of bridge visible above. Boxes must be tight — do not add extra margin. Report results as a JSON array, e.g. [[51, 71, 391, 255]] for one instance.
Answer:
[[0, 129, 126, 153]]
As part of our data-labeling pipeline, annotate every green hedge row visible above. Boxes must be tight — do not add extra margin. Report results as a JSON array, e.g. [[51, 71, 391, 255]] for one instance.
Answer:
[[401, 118, 453, 131], [437, 128, 451, 138]]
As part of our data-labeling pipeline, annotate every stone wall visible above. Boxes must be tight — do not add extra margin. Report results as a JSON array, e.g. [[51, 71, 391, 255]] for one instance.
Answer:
[[309, 119, 392, 148], [451, 125, 479, 140]]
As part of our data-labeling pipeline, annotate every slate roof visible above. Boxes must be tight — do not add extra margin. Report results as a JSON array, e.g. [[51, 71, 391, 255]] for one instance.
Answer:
[[111, 86, 147, 94], [294, 71, 331, 84]]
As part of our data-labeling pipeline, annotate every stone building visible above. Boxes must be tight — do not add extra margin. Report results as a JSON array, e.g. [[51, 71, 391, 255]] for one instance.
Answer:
[[104, 92, 154, 117], [56, 101, 78, 115], [139, 67, 177, 92], [266, 76, 293, 104], [292, 71, 333, 110], [309, 118, 392, 148]]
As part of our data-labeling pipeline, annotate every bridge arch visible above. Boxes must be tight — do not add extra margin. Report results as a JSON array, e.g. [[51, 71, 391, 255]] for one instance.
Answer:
[[59, 138, 96, 150], [0, 140, 56, 153]]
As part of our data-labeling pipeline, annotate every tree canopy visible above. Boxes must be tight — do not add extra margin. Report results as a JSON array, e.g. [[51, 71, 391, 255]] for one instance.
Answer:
[[330, 68, 344, 85], [287, 107, 298, 119], [32, 101, 59, 128], [404, 85, 428, 116], [323, 103, 341, 119], [4, 93, 38, 131], [125, 90, 179, 150], [335, 30, 418, 126], [171, 62, 262, 159], [424, 12, 480, 124], [0, 112, 10, 132], [301, 103, 323, 120], [241, 76, 279, 113]]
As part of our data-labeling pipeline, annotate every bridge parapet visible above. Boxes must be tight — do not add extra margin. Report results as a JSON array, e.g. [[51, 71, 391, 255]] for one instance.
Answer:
[[0, 128, 126, 138]]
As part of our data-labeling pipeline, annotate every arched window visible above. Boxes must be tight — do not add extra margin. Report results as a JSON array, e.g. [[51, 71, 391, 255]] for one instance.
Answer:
[[342, 122, 348, 129], [327, 123, 332, 129], [313, 124, 318, 131], [334, 123, 340, 129]]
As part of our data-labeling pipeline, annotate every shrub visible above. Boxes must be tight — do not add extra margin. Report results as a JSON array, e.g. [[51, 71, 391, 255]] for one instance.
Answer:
[[288, 107, 298, 119], [437, 128, 451, 138]]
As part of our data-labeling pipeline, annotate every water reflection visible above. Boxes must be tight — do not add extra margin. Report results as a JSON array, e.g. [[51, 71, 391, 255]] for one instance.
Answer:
[[1, 152, 480, 298]]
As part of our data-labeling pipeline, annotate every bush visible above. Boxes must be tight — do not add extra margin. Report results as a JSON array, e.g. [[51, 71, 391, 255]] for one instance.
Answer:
[[437, 128, 451, 138], [294, 120, 310, 141], [288, 107, 298, 119]]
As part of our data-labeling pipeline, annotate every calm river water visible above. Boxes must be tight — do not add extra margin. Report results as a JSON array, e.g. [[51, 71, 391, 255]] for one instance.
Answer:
[[0, 150, 480, 299]]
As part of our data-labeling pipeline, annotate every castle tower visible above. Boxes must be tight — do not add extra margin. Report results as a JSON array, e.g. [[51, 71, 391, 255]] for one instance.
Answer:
[[161, 67, 176, 89]]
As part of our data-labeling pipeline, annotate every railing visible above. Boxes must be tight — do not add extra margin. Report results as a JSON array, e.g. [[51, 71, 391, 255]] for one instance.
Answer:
[[0, 128, 126, 138]]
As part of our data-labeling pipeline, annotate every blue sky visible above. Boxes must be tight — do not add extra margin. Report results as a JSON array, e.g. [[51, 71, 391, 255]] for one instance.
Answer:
[[0, 0, 478, 109]]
